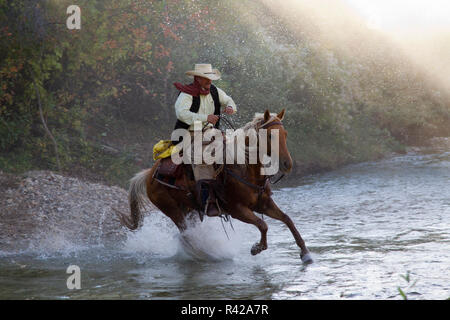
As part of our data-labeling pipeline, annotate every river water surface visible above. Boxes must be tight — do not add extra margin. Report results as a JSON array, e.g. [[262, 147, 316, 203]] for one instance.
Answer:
[[1, 144, 449, 299]]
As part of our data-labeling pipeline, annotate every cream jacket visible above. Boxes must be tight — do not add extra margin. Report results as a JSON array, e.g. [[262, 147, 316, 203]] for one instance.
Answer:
[[174, 87, 237, 131]]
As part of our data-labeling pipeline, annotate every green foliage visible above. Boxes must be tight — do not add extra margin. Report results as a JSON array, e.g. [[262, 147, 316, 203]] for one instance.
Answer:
[[0, 0, 449, 185], [397, 271, 419, 300]]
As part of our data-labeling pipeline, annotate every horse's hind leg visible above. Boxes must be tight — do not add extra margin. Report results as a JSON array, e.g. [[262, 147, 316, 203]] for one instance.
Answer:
[[258, 198, 313, 264], [231, 204, 268, 255], [148, 183, 188, 232]]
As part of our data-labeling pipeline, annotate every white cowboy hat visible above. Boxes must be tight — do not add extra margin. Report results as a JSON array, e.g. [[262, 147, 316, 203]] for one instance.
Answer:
[[185, 64, 221, 81]]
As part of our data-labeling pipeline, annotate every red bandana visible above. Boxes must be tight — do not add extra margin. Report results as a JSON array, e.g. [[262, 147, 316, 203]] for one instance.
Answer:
[[173, 77, 210, 97]]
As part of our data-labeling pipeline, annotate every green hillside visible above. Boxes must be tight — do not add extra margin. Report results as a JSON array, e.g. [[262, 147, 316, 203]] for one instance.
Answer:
[[1, 0, 449, 187]]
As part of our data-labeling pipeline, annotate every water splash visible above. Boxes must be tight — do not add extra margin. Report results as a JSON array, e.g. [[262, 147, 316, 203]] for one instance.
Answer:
[[122, 213, 179, 258], [122, 212, 246, 262], [177, 217, 242, 261]]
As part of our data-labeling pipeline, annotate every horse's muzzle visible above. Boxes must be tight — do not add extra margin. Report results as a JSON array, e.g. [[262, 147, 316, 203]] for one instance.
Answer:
[[280, 159, 293, 173]]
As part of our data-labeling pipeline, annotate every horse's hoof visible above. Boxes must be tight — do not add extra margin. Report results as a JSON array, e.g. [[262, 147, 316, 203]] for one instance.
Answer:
[[301, 252, 313, 264], [251, 243, 265, 256]]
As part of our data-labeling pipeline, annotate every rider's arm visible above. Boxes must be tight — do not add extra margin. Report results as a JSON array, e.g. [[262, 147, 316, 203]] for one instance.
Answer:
[[175, 92, 208, 124], [216, 87, 237, 114]]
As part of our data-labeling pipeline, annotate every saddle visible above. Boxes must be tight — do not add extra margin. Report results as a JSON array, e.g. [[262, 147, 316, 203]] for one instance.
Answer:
[[154, 158, 187, 191], [154, 158, 228, 217]]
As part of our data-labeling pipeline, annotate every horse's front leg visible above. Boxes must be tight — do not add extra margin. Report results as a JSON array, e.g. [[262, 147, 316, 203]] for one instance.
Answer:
[[231, 204, 268, 256], [258, 198, 313, 264]]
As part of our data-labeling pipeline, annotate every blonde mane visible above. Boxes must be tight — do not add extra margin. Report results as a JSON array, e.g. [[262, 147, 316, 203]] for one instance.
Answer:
[[224, 112, 280, 165], [241, 112, 279, 132]]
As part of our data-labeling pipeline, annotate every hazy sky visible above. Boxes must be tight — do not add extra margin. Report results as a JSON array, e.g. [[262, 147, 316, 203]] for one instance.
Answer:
[[343, 0, 450, 31]]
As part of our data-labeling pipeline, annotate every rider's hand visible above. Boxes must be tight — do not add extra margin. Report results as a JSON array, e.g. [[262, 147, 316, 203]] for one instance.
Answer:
[[207, 114, 219, 124], [224, 106, 234, 115]]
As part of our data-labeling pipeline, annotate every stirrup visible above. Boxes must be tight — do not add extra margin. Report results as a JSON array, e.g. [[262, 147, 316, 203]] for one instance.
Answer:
[[204, 198, 221, 217]]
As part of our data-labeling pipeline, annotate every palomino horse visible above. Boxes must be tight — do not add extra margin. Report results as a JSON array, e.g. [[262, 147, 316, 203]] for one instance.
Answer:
[[118, 109, 313, 264]]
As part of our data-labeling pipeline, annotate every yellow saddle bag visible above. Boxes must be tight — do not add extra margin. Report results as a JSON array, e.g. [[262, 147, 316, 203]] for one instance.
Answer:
[[153, 140, 179, 160]]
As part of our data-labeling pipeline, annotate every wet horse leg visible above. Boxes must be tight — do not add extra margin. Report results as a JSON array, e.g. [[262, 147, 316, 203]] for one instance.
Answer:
[[258, 198, 313, 264], [231, 204, 268, 255], [148, 183, 188, 232]]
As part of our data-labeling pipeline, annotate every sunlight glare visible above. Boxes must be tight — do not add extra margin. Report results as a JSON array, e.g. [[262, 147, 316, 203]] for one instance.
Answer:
[[343, 0, 450, 32]]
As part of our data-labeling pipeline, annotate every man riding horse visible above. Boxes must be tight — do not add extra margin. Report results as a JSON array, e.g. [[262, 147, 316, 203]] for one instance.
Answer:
[[119, 68, 314, 263], [173, 64, 236, 218]]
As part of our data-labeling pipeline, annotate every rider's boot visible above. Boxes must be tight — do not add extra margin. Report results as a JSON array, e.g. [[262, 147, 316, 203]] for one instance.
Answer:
[[196, 179, 221, 219]]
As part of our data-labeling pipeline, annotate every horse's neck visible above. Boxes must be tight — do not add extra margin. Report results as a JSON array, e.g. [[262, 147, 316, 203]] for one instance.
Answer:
[[244, 135, 266, 182], [245, 163, 267, 184], [225, 125, 267, 183]]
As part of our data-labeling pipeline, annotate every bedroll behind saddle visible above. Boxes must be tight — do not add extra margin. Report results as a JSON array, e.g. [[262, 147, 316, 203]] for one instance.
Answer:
[[153, 140, 183, 178], [153, 140, 180, 160]]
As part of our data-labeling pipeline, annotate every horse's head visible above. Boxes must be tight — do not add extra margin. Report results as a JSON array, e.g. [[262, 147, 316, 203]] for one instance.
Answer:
[[258, 109, 293, 174]]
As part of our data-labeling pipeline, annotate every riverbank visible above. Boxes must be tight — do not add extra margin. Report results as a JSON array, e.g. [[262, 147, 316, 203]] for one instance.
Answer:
[[0, 170, 136, 254]]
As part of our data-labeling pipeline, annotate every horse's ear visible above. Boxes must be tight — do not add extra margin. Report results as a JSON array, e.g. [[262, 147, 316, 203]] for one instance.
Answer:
[[264, 109, 271, 123], [277, 109, 285, 121]]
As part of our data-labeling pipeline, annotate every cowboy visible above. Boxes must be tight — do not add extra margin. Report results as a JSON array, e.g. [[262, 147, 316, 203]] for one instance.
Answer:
[[173, 64, 237, 217]]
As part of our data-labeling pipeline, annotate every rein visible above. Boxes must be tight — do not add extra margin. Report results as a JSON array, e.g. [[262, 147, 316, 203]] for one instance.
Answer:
[[225, 168, 268, 193], [224, 117, 286, 200], [270, 173, 285, 184], [258, 120, 283, 130], [219, 114, 235, 130], [224, 168, 270, 204], [202, 113, 236, 131]]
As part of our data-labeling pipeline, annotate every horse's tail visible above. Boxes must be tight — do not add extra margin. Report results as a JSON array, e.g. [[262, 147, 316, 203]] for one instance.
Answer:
[[119, 168, 152, 230]]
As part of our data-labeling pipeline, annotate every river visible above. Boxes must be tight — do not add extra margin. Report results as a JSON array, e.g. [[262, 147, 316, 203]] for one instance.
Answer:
[[1, 142, 449, 299]]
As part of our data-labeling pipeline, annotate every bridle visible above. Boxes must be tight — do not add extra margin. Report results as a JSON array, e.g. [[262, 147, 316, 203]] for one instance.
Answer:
[[257, 120, 283, 130], [258, 120, 285, 184], [224, 117, 287, 203]]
